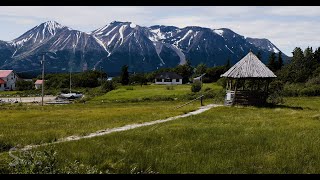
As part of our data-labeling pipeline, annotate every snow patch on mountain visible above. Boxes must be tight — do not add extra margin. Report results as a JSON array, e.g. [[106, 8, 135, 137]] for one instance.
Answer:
[[213, 29, 224, 36]]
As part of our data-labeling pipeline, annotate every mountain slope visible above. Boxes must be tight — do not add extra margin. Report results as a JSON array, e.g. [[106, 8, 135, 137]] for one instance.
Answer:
[[0, 20, 287, 74]]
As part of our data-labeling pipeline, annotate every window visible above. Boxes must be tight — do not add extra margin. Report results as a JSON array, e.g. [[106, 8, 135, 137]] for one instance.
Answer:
[[4, 83, 6, 88], [176, 79, 180, 82], [156, 79, 162, 82], [164, 79, 172, 82]]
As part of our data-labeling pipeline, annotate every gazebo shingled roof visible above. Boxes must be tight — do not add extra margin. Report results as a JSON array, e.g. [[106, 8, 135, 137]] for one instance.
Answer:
[[221, 52, 277, 79]]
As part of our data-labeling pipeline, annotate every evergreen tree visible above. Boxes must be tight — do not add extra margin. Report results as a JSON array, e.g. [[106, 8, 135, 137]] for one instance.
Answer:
[[174, 60, 194, 84], [225, 57, 231, 70], [120, 65, 129, 85], [289, 47, 307, 83], [256, 51, 262, 61], [267, 52, 277, 72], [276, 51, 283, 71], [195, 63, 207, 76]]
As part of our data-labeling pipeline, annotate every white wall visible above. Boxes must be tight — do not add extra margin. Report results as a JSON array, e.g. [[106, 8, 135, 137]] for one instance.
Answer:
[[0, 71, 18, 91], [35, 84, 41, 89], [155, 78, 182, 85]]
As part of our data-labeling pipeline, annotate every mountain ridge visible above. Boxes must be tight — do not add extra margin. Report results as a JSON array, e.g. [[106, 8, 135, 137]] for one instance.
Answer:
[[0, 20, 288, 74]]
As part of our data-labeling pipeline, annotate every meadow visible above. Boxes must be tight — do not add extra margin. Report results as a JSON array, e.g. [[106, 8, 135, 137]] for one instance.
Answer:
[[1, 83, 320, 174], [0, 83, 222, 152], [93, 83, 223, 102]]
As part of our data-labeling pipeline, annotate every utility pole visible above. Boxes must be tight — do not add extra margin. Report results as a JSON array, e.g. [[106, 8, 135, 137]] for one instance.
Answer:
[[100, 66, 103, 84], [41, 55, 45, 106], [69, 70, 72, 93]]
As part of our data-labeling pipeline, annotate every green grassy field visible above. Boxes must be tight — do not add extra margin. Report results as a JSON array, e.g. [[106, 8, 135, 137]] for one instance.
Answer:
[[2, 82, 320, 174], [1, 97, 319, 174], [0, 91, 19, 97], [0, 83, 222, 151], [93, 83, 223, 102], [0, 100, 204, 151]]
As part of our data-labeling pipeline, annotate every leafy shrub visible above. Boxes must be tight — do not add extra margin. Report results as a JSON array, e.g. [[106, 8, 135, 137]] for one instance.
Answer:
[[299, 85, 320, 96], [306, 76, 320, 86], [16, 80, 33, 91], [216, 78, 227, 88], [191, 81, 202, 92], [282, 83, 304, 97], [101, 81, 117, 93]]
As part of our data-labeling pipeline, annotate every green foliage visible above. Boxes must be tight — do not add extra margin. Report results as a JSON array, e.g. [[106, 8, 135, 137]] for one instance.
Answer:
[[195, 63, 207, 76], [174, 60, 194, 84], [191, 81, 202, 92], [306, 76, 320, 86], [216, 77, 227, 88], [120, 65, 129, 85], [277, 51, 284, 70], [43, 70, 105, 90], [267, 52, 277, 72], [100, 81, 117, 93], [225, 57, 231, 70], [267, 80, 285, 105], [129, 73, 147, 86], [16, 80, 33, 91], [205, 66, 226, 83]]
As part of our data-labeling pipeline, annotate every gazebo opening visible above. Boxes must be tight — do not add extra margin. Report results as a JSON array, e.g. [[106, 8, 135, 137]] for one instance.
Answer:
[[221, 52, 277, 106]]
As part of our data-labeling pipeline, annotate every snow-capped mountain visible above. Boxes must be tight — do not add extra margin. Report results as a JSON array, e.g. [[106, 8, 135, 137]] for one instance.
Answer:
[[246, 37, 281, 53], [0, 20, 287, 74]]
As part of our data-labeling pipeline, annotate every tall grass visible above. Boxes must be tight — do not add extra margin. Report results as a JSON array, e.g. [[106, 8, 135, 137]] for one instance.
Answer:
[[0, 101, 203, 149], [2, 97, 320, 173]]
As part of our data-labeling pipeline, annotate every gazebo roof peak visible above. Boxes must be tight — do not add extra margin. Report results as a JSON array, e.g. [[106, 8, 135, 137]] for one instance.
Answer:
[[221, 52, 277, 79]]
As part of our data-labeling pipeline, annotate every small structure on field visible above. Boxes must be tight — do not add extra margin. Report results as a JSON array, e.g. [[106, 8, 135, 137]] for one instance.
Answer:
[[34, 80, 44, 89], [155, 72, 183, 85], [220, 51, 277, 106]]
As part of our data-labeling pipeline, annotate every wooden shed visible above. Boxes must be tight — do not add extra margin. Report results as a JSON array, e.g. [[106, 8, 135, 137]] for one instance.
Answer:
[[220, 51, 277, 106]]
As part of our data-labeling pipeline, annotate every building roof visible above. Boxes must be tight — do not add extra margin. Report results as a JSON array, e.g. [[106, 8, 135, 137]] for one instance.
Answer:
[[0, 70, 13, 78], [155, 72, 183, 79], [34, 80, 44, 85], [221, 52, 277, 78], [0, 78, 5, 84]]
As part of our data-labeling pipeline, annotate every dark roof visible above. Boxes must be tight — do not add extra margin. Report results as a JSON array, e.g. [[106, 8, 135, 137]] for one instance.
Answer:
[[155, 72, 183, 79], [221, 52, 277, 78]]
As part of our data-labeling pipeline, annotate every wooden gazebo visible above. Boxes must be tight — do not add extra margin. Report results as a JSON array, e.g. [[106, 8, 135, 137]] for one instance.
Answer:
[[220, 51, 277, 106]]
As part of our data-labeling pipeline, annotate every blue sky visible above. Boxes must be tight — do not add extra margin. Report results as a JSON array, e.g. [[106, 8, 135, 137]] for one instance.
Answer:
[[0, 6, 319, 56]]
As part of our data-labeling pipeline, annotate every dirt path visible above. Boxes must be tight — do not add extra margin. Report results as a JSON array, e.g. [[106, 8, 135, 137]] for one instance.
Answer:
[[20, 104, 222, 151]]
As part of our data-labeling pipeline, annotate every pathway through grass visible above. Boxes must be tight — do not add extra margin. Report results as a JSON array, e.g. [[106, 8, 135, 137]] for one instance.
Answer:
[[19, 104, 222, 151]]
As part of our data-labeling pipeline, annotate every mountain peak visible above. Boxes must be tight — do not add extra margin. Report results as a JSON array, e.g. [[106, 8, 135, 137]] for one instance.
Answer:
[[42, 20, 64, 30]]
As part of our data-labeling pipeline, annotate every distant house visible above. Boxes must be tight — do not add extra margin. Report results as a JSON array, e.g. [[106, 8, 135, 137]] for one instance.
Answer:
[[155, 72, 183, 85], [0, 70, 19, 91], [34, 80, 44, 89]]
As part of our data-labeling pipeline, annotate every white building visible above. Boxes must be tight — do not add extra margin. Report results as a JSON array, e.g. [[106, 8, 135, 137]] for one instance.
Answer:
[[0, 70, 19, 91], [34, 80, 44, 89], [155, 72, 183, 85]]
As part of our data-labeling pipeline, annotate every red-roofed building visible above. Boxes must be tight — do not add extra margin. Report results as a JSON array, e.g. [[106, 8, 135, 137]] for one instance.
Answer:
[[34, 80, 44, 89], [0, 70, 19, 91]]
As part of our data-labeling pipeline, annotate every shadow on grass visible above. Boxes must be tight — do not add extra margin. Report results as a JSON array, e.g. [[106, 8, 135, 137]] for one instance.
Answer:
[[255, 103, 305, 110]]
